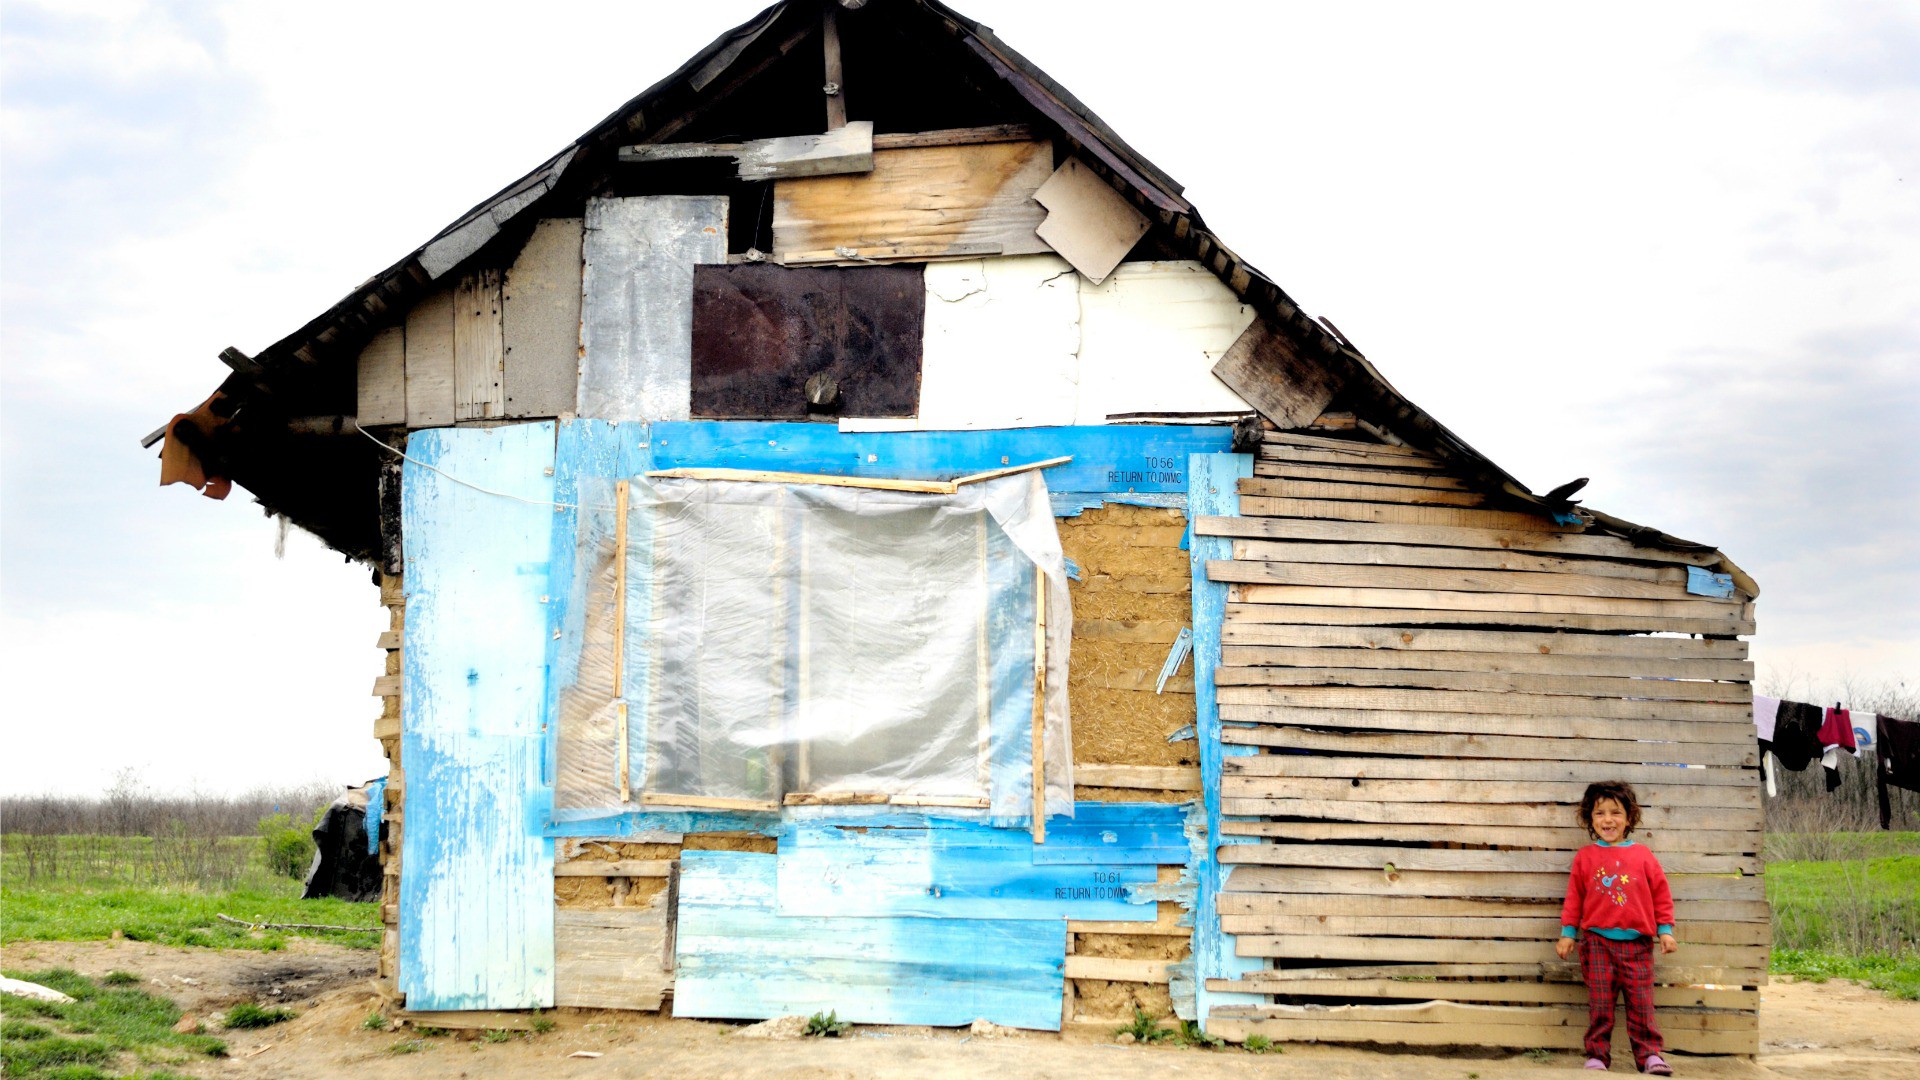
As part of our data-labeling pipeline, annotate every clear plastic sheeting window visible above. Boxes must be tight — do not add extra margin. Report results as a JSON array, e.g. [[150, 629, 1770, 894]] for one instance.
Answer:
[[554, 471, 1073, 822]]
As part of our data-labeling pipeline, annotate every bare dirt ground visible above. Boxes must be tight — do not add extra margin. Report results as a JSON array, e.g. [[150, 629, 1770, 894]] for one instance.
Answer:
[[5, 939, 1917, 1080]]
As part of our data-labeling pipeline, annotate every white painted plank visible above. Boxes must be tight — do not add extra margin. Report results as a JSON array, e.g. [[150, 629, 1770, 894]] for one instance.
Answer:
[[578, 196, 728, 422], [502, 217, 584, 419], [553, 902, 669, 1011], [357, 325, 407, 426], [1076, 261, 1255, 423], [399, 423, 557, 1010], [917, 254, 1081, 429]]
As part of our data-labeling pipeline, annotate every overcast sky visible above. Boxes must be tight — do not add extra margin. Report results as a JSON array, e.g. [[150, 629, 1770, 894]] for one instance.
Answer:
[[2, 0, 1914, 796]]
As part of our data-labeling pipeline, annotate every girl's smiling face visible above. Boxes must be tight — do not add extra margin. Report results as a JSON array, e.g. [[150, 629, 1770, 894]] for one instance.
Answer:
[[1590, 797, 1630, 843]]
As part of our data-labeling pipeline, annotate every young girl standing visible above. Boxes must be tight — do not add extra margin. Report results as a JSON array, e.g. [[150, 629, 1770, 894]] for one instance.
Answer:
[[1557, 780, 1677, 1074]]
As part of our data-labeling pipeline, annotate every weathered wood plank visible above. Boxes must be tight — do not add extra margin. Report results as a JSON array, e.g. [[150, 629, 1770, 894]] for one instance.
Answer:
[[1208, 1015, 1755, 1055], [1218, 819, 1760, 854], [1216, 892, 1768, 923], [1227, 539, 1687, 585], [1215, 684, 1748, 722], [1072, 764, 1201, 792], [501, 217, 583, 419], [1223, 601, 1752, 636], [1213, 796, 1761, 834], [1209, 319, 1346, 429], [1197, 515, 1722, 566], [552, 859, 673, 878], [1229, 583, 1738, 619], [578, 195, 728, 422], [453, 269, 505, 421], [1224, 751, 1758, 787], [1215, 663, 1748, 703], [1234, 934, 1765, 972], [1219, 705, 1754, 744], [1223, 774, 1759, 806], [1221, 727, 1757, 768], [619, 121, 874, 180], [772, 141, 1053, 260], [553, 904, 669, 1011], [1219, 643, 1749, 682], [1218, 842, 1757, 876], [1224, 866, 1766, 902], [1250, 461, 1471, 489], [1063, 956, 1172, 983], [356, 325, 407, 427], [1254, 444, 1449, 470], [1218, 623, 1748, 659], [1213, 560, 1703, 602], [1239, 477, 1485, 507], [1206, 978, 1757, 1010], [1220, 914, 1770, 945], [871, 124, 1037, 149], [403, 288, 455, 429], [1260, 432, 1430, 456]]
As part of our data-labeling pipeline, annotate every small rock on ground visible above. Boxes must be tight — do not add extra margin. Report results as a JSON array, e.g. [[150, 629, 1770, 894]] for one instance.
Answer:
[[0, 977, 74, 1003], [735, 1015, 810, 1040]]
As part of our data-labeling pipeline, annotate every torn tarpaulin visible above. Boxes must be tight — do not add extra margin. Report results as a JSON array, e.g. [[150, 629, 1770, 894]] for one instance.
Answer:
[[157, 392, 234, 500]]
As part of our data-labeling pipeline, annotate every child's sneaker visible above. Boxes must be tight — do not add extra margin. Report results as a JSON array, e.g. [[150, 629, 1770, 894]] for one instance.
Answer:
[[1584, 1059, 1608, 1070], [1640, 1054, 1672, 1075]]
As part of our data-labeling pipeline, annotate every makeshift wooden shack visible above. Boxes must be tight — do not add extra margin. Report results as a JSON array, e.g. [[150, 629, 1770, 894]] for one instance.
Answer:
[[150, 0, 1764, 1054]]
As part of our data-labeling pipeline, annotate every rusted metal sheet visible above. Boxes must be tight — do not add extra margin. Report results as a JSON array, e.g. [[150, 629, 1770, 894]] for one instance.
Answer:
[[690, 263, 924, 419]]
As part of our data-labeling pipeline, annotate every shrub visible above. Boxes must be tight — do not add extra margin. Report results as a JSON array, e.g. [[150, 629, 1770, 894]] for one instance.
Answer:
[[256, 814, 315, 880], [804, 1010, 849, 1037], [222, 1003, 296, 1029]]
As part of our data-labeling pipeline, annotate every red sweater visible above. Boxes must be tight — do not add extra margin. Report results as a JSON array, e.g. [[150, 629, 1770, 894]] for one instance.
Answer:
[[1561, 841, 1674, 939]]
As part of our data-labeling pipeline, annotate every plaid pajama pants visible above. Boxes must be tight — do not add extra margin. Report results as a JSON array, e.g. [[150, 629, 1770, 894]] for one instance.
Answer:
[[1581, 933, 1664, 1067]]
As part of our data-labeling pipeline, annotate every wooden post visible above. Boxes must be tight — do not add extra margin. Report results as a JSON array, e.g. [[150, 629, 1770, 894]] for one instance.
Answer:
[[614, 480, 631, 804], [822, 5, 846, 131], [1031, 564, 1047, 843]]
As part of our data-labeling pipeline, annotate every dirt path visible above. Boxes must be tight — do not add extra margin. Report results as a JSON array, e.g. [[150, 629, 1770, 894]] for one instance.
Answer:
[[5, 940, 1916, 1079]]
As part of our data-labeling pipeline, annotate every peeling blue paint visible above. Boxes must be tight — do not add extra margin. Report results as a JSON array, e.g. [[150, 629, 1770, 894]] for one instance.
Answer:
[[365, 777, 385, 856], [1686, 565, 1735, 598], [675, 851, 1066, 1029]]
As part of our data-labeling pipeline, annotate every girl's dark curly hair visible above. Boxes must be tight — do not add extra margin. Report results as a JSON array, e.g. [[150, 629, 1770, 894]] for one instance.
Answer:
[[1577, 780, 1643, 838]]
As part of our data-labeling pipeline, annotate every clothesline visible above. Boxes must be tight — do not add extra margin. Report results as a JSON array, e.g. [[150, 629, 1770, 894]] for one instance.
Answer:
[[1752, 695, 1919, 828]]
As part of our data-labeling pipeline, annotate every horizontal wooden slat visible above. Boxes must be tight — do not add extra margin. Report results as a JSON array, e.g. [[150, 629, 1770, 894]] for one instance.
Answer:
[[1213, 559, 1701, 602], [1210, 1000, 1757, 1035], [1197, 516, 1722, 567], [1230, 583, 1738, 619], [1217, 819, 1758, 854], [1224, 866, 1767, 902], [1068, 902, 1190, 937], [553, 859, 673, 878], [1218, 623, 1749, 659], [1071, 763, 1201, 792], [1219, 914, 1769, 945], [1255, 446, 1449, 471], [1224, 753, 1757, 787], [1239, 477, 1485, 507], [1251, 462, 1471, 489], [1217, 842, 1757, 876], [1215, 663, 1747, 702], [1261, 432, 1436, 456], [1208, 1015, 1756, 1054], [1205, 978, 1757, 1010], [1216, 684, 1748, 722], [1215, 892, 1768, 923], [1224, 602, 1752, 636], [1224, 778, 1759, 808], [1062, 956, 1171, 983], [1220, 727, 1757, 768], [1218, 704, 1754, 742], [1234, 933, 1766, 972], [1229, 538, 1691, 584], [1239, 496, 1575, 534], [1219, 643, 1750, 681], [1218, 796, 1761, 833]]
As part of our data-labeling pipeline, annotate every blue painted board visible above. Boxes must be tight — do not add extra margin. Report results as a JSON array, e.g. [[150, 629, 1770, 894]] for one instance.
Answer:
[[1187, 452, 1266, 1026], [1686, 565, 1735, 598], [777, 823, 1155, 920], [400, 423, 558, 1010], [676, 851, 1066, 1029], [365, 777, 385, 855], [650, 422, 1230, 494]]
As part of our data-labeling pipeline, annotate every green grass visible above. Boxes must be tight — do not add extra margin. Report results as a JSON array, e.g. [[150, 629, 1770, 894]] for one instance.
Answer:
[[1767, 844, 1920, 1001], [0, 968, 227, 1080], [1, 884, 378, 951], [221, 1002, 295, 1029]]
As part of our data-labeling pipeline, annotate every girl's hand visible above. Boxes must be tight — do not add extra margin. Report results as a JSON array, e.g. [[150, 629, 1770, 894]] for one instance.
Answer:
[[1555, 937, 1576, 960], [1659, 933, 1677, 954]]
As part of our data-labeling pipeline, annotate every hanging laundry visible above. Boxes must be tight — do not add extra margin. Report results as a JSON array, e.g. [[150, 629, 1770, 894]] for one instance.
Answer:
[[1767, 700, 1824, 772], [1820, 707, 1860, 792], [1877, 714, 1920, 829], [1752, 695, 1782, 795]]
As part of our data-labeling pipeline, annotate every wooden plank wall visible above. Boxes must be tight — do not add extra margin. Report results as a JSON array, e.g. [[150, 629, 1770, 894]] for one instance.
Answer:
[[1195, 432, 1762, 1055]]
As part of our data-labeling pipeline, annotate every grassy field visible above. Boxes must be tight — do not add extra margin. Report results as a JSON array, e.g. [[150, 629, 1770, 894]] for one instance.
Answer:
[[1766, 833, 1920, 1000], [0, 967, 229, 1080], [2, 834, 378, 952]]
